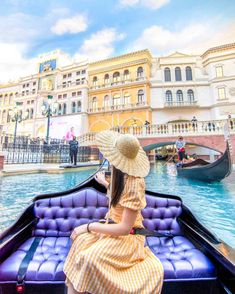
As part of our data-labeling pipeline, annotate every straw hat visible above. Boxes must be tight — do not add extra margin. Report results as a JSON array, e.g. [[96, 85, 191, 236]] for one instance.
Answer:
[[96, 131, 150, 177]]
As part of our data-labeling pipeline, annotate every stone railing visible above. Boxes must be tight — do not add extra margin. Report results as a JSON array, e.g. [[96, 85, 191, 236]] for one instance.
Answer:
[[77, 119, 235, 146], [87, 101, 147, 113]]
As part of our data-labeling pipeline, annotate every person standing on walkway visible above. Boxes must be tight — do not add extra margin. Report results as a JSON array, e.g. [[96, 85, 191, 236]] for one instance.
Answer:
[[69, 136, 79, 166], [175, 136, 186, 162], [64, 131, 164, 294]]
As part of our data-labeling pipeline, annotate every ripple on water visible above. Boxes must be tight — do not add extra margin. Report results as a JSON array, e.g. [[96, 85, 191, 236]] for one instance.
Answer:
[[0, 164, 234, 248]]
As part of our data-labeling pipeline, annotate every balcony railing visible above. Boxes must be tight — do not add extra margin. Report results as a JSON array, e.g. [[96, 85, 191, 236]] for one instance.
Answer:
[[164, 101, 198, 107], [77, 119, 235, 146], [87, 101, 148, 113], [89, 76, 147, 90]]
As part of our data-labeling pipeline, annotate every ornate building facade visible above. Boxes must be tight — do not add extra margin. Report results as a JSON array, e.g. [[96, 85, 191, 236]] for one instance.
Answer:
[[0, 43, 234, 138]]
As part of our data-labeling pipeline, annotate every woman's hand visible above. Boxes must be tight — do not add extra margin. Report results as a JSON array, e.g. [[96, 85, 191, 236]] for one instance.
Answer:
[[70, 224, 88, 241], [94, 171, 109, 188]]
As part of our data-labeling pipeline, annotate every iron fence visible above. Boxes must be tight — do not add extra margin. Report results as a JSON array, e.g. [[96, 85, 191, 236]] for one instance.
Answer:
[[0, 134, 99, 164]]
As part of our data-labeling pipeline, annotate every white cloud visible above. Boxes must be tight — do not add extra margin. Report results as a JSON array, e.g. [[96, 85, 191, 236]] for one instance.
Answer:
[[51, 14, 88, 35], [119, 0, 170, 9], [74, 28, 125, 61], [0, 43, 37, 83], [132, 22, 235, 55]]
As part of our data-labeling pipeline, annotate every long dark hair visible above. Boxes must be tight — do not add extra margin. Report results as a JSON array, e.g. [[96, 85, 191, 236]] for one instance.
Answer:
[[110, 166, 125, 207]]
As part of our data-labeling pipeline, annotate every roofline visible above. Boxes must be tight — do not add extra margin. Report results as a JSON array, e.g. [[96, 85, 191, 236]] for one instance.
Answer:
[[201, 43, 235, 58], [89, 49, 152, 66]]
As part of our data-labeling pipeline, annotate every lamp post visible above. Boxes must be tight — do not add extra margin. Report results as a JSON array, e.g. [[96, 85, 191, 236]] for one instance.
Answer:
[[9, 102, 29, 146], [41, 95, 58, 143]]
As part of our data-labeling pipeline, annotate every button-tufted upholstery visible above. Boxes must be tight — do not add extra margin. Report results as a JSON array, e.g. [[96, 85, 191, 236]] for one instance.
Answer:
[[0, 188, 216, 284]]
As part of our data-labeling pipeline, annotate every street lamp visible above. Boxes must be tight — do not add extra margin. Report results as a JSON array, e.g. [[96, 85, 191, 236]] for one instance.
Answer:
[[9, 102, 29, 146], [41, 95, 58, 143]]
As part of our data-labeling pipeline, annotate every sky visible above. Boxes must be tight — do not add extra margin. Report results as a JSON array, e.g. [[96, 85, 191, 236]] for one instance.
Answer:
[[0, 0, 235, 83]]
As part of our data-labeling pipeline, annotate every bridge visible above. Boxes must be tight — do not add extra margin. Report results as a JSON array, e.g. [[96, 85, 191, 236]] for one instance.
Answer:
[[78, 119, 235, 162]]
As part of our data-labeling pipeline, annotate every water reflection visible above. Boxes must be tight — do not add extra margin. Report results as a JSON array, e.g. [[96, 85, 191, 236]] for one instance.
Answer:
[[146, 162, 235, 248]]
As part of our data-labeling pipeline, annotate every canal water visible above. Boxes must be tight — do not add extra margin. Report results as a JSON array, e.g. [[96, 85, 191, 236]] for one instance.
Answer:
[[0, 164, 234, 248]]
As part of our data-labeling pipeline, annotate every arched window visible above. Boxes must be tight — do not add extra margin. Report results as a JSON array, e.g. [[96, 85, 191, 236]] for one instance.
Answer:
[[137, 89, 144, 103], [186, 66, 192, 81], [30, 108, 34, 119], [113, 72, 120, 83], [124, 69, 130, 80], [104, 74, 109, 85], [165, 90, 172, 103], [175, 67, 182, 81], [77, 101, 81, 112], [58, 104, 62, 115], [164, 67, 171, 82], [93, 76, 98, 86], [2, 110, 6, 122], [176, 90, 183, 102], [7, 110, 11, 122], [124, 93, 130, 105], [63, 103, 67, 115], [187, 89, 194, 102], [137, 67, 143, 78], [92, 97, 98, 109], [72, 101, 76, 113], [113, 94, 121, 106], [4, 94, 8, 105], [9, 93, 13, 104], [103, 95, 110, 108]]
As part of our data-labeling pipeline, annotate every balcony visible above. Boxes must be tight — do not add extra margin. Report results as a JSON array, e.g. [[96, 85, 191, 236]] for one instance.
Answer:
[[89, 76, 148, 91], [164, 100, 198, 108], [87, 101, 148, 113]]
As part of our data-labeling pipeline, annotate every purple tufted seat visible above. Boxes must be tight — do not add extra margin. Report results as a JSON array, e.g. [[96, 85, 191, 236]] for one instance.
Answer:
[[0, 188, 216, 285]]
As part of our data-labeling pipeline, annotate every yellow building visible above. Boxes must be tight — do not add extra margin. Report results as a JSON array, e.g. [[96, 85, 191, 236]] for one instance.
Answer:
[[88, 50, 152, 132]]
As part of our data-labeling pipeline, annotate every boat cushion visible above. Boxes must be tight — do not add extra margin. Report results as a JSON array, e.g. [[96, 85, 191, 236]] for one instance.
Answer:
[[0, 236, 216, 282], [146, 236, 216, 279], [0, 188, 216, 283], [33, 188, 182, 237]]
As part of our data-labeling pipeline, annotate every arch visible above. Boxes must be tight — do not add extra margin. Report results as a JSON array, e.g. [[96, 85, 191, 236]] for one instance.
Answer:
[[93, 76, 98, 86], [175, 67, 182, 81], [71, 101, 76, 113], [104, 74, 109, 84], [137, 66, 144, 77], [113, 72, 120, 83], [137, 89, 144, 103], [176, 90, 183, 102], [103, 95, 110, 108], [165, 90, 172, 103], [187, 89, 194, 102], [121, 117, 144, 127], [92, 97, 98, 109], [124, 69, 130, 80], [89, 120, 111, 132], [164, 67, 171, 82], [186, 66, 192, 81], [123, 92, 130, 105]]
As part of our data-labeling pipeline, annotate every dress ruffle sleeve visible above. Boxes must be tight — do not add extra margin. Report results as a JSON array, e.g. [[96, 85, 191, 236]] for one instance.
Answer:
[[119, 176, 146, 211]]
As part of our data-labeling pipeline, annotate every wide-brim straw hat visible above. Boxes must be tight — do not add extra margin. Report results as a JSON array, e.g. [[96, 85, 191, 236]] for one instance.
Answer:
[[96, 130, 150, 178]]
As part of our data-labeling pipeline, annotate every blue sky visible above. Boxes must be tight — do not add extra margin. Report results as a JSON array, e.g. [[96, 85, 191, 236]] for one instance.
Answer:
[[0, 0, 235, 82]]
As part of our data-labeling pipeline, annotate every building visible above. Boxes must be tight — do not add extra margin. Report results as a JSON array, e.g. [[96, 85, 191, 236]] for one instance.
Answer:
[[151, 43, 235, 124], [0, 43, 234, 138], [0, 50, 89, 139], [87, 49, 152, 132]]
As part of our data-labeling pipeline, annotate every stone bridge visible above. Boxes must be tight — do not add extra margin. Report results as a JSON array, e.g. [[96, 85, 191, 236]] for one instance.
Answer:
[[78, 119, 235, 162]]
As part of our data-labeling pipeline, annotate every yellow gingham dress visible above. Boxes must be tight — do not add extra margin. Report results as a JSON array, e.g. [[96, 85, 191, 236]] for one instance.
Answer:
[[63, 176, 164, 294]]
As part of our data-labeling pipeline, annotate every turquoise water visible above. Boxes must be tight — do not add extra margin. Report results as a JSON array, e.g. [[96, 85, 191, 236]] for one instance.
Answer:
[[0, 164, 234, 248]]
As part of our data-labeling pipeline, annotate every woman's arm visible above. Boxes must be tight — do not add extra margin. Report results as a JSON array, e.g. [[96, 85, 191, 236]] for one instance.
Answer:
[[71, 208, 138, 239]]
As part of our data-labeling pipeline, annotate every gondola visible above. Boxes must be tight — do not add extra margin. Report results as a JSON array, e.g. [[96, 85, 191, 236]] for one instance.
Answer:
[[0, 165, 234, 294], [176, 141, 233, 182], [155, 154, 168, 160]]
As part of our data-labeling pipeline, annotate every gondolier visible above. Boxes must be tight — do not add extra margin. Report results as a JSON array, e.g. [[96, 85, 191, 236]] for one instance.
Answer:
[[175, 136, 186, 162]]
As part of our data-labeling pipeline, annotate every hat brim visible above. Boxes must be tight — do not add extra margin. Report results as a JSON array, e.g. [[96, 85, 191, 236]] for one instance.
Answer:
[[96, 131, 150, 178]]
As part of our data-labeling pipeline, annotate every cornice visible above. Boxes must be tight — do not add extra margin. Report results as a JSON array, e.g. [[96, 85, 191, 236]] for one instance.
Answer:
[[202, 43, 235, 58], [202, 52, 235, 66], [89, 58, 151, 75], [89, 49, 152, 66]]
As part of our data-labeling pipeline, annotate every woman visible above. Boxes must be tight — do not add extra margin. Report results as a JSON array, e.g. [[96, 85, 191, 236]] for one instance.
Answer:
[[64, 131, 164, 294]]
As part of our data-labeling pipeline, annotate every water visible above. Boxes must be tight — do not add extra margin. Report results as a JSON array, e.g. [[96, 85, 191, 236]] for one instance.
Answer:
[[0, 164, 234, 248]]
